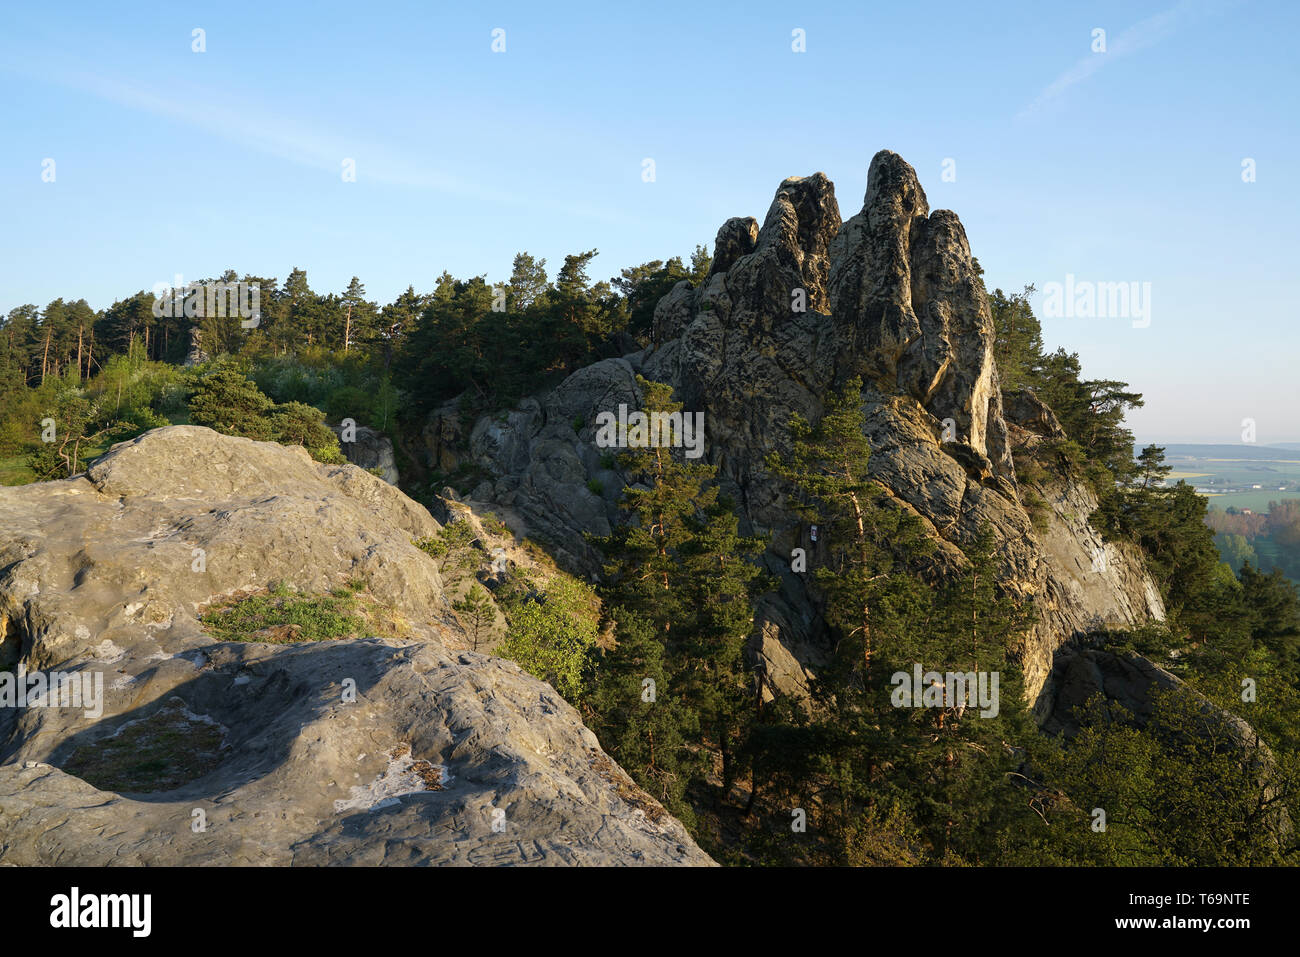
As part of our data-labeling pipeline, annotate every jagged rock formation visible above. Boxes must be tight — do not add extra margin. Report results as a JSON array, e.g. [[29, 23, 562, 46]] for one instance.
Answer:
[[0, 427, 711, 865], [423, 397, 468, 474], [463, 151, 1166, 719], [182, 326, 208, 367], [330, 422, 400, 485]]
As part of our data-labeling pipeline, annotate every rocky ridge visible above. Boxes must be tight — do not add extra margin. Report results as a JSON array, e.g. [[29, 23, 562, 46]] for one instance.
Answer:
[[460, 151, 1167, 722]]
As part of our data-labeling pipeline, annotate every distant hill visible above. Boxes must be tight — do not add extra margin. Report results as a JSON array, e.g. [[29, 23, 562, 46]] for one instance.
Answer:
[[1156, 443, 1300, 460]]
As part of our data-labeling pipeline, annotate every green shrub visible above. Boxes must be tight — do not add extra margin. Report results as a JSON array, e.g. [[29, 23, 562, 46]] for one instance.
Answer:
[[270, 400, 345, 463], [26, 385, 123, 479], [188, 364, 275, 440], [415, 521, 479, 565], [496, 576, 599, 701], [94, 355, 189, 420], [121, 406, 171, 432], [253, 355, 345, 409], [0, 418, 27, 456], [199, 581, 365, 642], [151, 376, 191, 416], [189, 363, 344, 463], [323, 385, 375, 422], [481, 514, 510, 536]]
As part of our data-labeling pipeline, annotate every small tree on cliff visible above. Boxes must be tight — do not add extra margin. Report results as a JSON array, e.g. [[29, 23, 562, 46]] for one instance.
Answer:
[[452, 583, 494, 651]]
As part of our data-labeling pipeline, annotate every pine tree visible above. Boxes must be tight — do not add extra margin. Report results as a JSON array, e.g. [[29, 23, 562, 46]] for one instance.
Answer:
[[1136, 443, 1172, 488], [889, 525, 1039, 861], [587, 609, 700, 822], [452, 583, 495, 651], [507, 253, 548, 311], [188, 363, 276, 440], [279, 267, 315, 347], [2, 305, 40, 387], [613, 256, 691, 340], [546, 249, 617, 371], [594, 376, 768, 807], [676, 493, 768, 800], [689, 244, 712, 283], [988, 285, 1042, 392], [595, 376, 716, 636], [380, 285, 427, 342]]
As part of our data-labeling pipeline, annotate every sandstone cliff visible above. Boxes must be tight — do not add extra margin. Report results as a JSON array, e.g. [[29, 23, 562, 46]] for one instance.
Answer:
[[0, 426, 712, 865], [462, 151, 1166, 720]]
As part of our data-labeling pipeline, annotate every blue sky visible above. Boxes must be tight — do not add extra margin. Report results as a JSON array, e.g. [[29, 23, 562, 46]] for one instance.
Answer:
[[2, 0, 1296, 443]]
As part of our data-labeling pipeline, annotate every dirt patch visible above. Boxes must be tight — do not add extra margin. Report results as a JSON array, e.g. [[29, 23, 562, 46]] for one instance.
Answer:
[[60, 696, 228, 794]]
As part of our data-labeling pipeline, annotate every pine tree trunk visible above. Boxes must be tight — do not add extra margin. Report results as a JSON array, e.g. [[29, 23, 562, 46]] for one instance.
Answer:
[[745, 686, 762, 816], [847, 486, 872, 675]]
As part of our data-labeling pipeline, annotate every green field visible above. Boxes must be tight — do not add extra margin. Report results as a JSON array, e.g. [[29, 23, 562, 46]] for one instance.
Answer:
[[1158, 444, 1300, 512], [1203, 490, 1300, 512]]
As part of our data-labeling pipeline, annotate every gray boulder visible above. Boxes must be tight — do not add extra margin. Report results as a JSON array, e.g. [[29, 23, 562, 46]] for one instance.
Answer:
[[331, 422, 399, 485]]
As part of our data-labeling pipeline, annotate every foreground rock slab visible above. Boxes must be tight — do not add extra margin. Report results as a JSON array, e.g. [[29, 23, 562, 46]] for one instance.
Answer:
[[0, 426, 711, 866]]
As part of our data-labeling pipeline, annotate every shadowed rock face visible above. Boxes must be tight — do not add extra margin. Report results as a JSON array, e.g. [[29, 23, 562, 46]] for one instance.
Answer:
[[330, 422, 399, 485], [465, 150, 1166, 716], [0, 426, 712, 866]]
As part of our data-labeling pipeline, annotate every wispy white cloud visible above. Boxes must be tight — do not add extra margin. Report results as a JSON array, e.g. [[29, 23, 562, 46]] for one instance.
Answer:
[[3, 62, 630, 224], [1018, 0, 1238, 119]]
